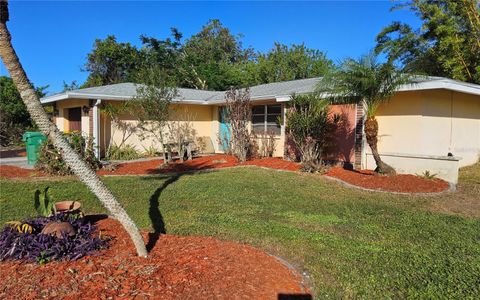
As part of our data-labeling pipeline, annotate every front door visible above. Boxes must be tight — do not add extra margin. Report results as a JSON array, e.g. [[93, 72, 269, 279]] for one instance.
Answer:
[[68, 107, 82, 132], [219, 107, 230, 152]]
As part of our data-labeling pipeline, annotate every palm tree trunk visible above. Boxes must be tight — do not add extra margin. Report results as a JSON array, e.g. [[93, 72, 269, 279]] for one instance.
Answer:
[[364, 116, 396, 175], [0, 2, 147, 257]]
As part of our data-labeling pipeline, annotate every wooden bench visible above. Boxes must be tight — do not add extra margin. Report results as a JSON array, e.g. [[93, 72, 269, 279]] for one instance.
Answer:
[[163, 140, 195, 163]]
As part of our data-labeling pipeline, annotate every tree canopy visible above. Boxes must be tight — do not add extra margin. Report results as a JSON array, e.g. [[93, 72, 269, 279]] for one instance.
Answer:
[[375, 0, 480, 84], [83, 35, 143, 87], [0, 76, 46, 127], [82, 19, 332, 91], [246, 43, 334, 85]]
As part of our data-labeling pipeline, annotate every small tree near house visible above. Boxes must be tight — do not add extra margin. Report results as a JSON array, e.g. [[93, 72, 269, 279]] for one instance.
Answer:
[[286, 94, 330, 172], [101, 102, 139, 159], [131, 67, 177, 165], [317, 53, 410, 175], [223, 88, 252, 162]]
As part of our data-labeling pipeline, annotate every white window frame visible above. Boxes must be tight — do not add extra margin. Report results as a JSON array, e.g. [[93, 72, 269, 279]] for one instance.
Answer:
[[252, 104, 282, 135]]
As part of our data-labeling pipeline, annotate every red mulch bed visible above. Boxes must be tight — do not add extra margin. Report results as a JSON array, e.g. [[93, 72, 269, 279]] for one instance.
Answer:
[[0, 165, 45, 178], [0, 218, 310, 299], [97, 154, 301, 176], [326, 167, 450, 193], [0, 155, 300, 179], [1, 155, 449, 193]]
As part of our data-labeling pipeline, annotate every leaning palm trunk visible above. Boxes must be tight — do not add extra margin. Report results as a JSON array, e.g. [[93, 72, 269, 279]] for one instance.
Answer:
[[364, 116, 396, 175], [0, 2, 147, 257]]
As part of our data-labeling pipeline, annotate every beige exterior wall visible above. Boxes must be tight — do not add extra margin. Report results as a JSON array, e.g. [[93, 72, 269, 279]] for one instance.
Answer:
[[371, 90, 480, 168], [55, 99, 90, 135], [51, 89, 480, 168], [106, 102, 215, 154], [365, 153, 459, 184]]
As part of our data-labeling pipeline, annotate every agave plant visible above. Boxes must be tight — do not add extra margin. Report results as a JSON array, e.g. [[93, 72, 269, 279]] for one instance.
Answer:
[[34, 187, 54, 217]]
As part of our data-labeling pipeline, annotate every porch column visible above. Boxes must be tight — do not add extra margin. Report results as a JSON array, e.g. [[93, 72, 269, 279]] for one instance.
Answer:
[[354, 102, 366, 170], [92, 99, 102, 159]]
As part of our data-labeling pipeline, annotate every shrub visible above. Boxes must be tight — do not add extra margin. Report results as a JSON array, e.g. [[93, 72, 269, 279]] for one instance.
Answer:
[[0, 213, 108, 263], [106, 144, 142, 161], [35, 131, 101, 175], [224, 88, 252, 162], [142, 145, 160, 157], [286, 94, 331, 172]]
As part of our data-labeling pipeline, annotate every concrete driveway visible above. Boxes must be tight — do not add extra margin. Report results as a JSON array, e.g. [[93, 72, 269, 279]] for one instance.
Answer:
[[0, 148, 32, 169], [0, 156, 33, 169]]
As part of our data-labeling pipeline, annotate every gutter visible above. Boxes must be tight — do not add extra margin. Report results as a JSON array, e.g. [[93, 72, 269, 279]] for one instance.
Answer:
[[92, 99, 101, 159]]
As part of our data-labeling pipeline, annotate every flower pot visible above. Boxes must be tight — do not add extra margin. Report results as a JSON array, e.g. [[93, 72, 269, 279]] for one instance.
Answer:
[[54, 201, 81, 214]]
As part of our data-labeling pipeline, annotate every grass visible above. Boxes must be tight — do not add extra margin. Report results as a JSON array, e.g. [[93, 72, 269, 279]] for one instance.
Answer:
[[1, 165, 479, 298]]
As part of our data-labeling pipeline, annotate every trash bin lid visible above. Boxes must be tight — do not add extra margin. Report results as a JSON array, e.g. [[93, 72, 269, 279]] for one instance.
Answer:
[[22, 131, 46, 141]]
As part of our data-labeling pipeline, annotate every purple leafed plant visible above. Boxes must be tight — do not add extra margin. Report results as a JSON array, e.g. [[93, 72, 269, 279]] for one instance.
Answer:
[[0, 213, 108, 263]]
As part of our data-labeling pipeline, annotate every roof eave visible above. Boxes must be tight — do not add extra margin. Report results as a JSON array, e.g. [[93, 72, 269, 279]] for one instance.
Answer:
[[41, 92, 210, 105], [398, 80, 480, 96]]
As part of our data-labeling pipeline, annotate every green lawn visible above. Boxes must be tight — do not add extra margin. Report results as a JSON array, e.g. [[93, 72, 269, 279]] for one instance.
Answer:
[[1, 166, 479, 298]]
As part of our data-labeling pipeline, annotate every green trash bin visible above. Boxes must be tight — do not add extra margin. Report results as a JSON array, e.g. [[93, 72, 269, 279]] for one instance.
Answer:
[[22, 132, 47, 166]]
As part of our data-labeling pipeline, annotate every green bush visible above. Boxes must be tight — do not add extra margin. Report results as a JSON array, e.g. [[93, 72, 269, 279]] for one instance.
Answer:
[[106, 144, 142, 161], [286, 94, 331, 172], [35, 132, 101, 175]]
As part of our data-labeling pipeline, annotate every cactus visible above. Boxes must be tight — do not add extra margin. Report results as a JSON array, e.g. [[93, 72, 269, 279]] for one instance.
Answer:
[[34, 187, 54, 217]]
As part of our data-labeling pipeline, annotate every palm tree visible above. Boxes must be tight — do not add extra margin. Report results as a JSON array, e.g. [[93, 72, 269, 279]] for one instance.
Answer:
[[317, 53, 410, 175], [0, 0, 147, 257]]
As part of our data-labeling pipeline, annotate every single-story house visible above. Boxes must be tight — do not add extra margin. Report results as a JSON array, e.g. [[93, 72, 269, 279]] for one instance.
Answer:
[[41, 76, 480, 184]]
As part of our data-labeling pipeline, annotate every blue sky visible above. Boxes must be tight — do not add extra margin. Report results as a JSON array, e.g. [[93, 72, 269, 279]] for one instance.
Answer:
[[0, 1, 421, 94]]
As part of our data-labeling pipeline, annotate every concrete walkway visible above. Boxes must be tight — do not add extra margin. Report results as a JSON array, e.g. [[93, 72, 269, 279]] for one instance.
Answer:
[[0, 156, 33, 169]]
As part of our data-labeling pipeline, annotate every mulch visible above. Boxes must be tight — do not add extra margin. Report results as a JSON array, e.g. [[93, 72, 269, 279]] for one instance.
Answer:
[[0, 165, 45, 178], [0, 217, 310, 299], [97, 154, 301, 175], [325, 167, 450, 193], [0, 155, 450, 193]]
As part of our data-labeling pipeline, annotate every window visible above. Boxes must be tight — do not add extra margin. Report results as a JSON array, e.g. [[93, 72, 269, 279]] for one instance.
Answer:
[[252, 104, 282, 135]]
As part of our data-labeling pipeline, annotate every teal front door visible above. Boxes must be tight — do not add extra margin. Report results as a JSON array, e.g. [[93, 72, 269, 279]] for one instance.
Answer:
[[219, 107, 230, 152]]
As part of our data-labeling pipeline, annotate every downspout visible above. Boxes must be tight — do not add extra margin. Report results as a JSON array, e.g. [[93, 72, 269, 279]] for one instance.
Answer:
[[449, 91, 454, 154], [93, 99, 102, 159], [361, 100, 367, 169]]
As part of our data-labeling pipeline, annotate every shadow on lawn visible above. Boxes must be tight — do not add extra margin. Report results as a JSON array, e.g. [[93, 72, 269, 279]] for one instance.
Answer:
[[144, 173, 182, 252]]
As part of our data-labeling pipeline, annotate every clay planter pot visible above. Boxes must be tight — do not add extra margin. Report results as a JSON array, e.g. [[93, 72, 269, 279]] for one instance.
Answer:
[[54, 201, 81, 214], [41, 222, 76, 239]]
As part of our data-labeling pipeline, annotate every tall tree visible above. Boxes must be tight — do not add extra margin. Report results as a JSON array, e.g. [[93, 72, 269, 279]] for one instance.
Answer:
[[83, 35, 142, 87], [0, 0, 148, 257], [246, 43, 334, 85], [317, 53, 410, 175], [376, 0, 480, 84], [180, 19, 253, 90], [139, 28, 183, 85], [0, 76, 46, 145]]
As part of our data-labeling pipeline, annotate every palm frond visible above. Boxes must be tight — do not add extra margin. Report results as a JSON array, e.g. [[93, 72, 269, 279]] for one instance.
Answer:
[[316, 52, 411, 117]]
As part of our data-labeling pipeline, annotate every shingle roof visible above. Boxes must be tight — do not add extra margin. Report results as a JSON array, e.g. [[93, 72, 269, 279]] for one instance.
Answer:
[[41, 76, 480, 104], [43, 82, 223, 104]]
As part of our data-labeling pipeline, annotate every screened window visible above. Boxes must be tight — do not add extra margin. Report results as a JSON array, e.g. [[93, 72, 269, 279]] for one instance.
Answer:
[[252, 104, 282, 135]]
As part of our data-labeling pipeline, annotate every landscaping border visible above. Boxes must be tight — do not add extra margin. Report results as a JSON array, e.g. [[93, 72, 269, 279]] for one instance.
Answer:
[[323, 174, 455, 196]]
